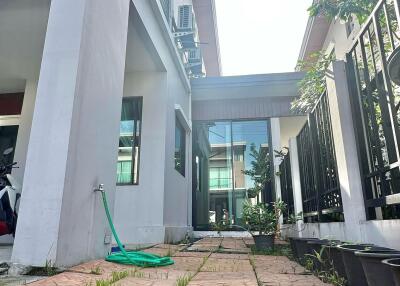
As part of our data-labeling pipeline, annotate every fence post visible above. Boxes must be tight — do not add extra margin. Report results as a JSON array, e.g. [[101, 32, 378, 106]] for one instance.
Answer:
[[325, 60, 365, 242], [289, 137, 304, 237], [308, 113, 323, 222]]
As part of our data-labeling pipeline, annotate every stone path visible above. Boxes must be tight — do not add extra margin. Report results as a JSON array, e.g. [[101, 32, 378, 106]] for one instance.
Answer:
[[5, 238, 331, 285]]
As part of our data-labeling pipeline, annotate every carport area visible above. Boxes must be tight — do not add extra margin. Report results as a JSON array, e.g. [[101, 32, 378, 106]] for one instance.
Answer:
[[0, 0, 51, 264]]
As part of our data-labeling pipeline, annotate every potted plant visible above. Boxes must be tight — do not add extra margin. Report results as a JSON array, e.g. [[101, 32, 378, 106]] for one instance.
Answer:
[[242, 200, 286, 250]]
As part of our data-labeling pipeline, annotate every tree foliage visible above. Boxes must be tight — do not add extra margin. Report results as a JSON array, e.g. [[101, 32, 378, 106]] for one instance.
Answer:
[[291, 52, 334, 113], [242, 143, 271, 198], [292, 0, 380, 114], [308, 0, 378, 23]]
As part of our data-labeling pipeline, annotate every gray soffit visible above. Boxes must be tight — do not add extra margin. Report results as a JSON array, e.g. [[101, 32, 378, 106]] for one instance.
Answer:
[[298, 14, 331, 63], [191, 72, 305, 120]]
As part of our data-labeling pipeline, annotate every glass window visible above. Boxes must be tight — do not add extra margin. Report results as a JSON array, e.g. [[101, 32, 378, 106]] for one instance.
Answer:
[[175, 118, 186, 176], [192, 120, 271, 230], [117, 97, 142, 185], [0, 126, 19, 168]]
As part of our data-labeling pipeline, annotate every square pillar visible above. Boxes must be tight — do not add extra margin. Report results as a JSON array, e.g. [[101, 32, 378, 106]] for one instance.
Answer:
[[289, 137, 304, 237], [12, 0, 130, 267], [270, 118, 282, 202], [12, 80, 37, 185], [326, 60, 365, 242]]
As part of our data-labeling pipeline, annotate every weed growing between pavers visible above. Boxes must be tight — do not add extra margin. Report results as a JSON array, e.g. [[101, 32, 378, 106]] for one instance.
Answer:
[[250, 244, 293, 259], [176, 274, 193, 286], [304, 249, 346, 286], [249, 256, 262, 286], [26, 260, 61, 276], [85, 269, 132, 286], [90, 266, 102, 275]]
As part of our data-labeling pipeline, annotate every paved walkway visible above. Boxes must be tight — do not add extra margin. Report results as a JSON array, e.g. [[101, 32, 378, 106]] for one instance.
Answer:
[[19, 238, 330, 285]]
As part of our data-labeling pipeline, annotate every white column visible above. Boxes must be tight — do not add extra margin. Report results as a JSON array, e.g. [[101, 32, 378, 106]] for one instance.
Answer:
[[270, 118, 283, 226], [270, 118, 282, 201], [12, 0, 130, 267], [289, 137, 304, 237], [12, 80, 37, 185], [326, 60, 365, 242]]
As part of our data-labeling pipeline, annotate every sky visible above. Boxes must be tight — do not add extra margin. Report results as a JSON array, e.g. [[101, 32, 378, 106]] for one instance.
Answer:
[[214, 0, 312, 76]]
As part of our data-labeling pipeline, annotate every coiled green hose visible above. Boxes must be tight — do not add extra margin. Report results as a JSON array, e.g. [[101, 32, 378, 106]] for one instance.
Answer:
[[100, 191, 174, 267]]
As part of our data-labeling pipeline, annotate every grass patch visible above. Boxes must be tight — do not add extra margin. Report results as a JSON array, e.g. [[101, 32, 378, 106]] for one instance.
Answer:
[[93, 270, 130, 286], [250, 244, 293, 258]]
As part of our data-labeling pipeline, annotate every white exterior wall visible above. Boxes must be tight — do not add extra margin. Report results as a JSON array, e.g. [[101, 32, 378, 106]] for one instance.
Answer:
[[321, 17, 361, 60], [114, 72, 168, 246], [112, 0, 192, 246], [12, 0, 130, 267]]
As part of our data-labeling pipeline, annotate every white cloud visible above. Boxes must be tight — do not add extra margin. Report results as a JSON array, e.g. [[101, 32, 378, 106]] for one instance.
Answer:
[[215, 0, 312, 76]]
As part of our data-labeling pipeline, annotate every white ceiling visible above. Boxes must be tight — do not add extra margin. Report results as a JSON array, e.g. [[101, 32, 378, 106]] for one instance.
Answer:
[[0, 0, 51, 91], [279, 116, 307, 148], [0, 0, 164, 93]]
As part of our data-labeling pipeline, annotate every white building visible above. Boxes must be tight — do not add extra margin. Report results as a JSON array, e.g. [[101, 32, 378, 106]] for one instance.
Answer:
[[0, 0, 399, 269]]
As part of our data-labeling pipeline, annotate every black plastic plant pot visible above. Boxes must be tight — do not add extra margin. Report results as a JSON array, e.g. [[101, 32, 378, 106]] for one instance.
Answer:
[[356, 250, 400, 286], [288, 237, 298, 258], [253, 234, 274, 250], [337, 244, 387, 286], [383, 258, 400, 286], [307, 239, 341, 272], [323, 244, 348, 280], [292, 238, 319, 263]]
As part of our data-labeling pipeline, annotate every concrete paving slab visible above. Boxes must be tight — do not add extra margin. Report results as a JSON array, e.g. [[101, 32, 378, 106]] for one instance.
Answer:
[[23, 239, 332, 286], [252, 255, 307, 275], [172, 251, 210, 258], [210, 253, 249, 260], [0, 245, 12, 264], [257, 273, 329, 286], [190, 271, 258, 286], [0, 275, 44, 286], [200, 258, 253, 272]]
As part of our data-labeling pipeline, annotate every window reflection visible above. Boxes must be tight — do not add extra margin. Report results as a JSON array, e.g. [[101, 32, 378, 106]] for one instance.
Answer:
[[117, 97, 142, 185], [192, 120, 271, 230]]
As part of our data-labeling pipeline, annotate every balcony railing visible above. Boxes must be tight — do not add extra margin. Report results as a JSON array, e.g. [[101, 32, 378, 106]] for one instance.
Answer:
[[346, 0, 400, 220]]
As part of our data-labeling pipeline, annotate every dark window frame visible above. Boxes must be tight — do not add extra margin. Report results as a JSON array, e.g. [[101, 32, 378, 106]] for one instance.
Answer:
[[117, 97, 143, 186], [175, 117, 186, 177]]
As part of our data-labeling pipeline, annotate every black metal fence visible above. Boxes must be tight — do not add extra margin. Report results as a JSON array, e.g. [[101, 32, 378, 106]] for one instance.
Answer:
[[346, 0, 400, 220], [279, 152, 294, 224], [297, 91, 344, 222]]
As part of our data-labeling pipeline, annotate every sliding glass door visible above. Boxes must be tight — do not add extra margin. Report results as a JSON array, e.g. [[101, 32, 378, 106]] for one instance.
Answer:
[[192, 119, 271, 230]]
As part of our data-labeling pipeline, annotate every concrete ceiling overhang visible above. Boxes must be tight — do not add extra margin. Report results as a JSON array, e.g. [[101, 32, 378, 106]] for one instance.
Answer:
[[0, 0, 165, 94], [0, 0, 51, 92], [125, 3, 165, 73]]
